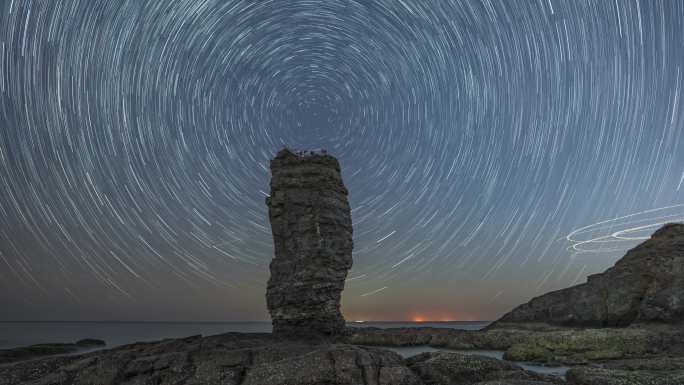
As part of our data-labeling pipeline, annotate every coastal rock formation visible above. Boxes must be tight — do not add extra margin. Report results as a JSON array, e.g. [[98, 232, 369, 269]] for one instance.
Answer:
[[0, 339, 105, 364], [5, 328, 683, 385], [0, 334, 423, 385], [350, 323, 684, 366], [266, 149, 354, 337], [405, 352, 563, 385], [566, 366, 684, 385], [496, 223, 684, 327], [565, 357, 684, 384]]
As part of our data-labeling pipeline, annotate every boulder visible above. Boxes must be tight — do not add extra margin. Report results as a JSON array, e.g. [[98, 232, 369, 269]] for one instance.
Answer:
[[266, 148, 354, 337]]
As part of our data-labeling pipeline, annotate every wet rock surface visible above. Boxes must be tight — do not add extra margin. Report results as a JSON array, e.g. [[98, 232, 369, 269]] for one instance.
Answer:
[[495, 223, 684, 327], [266, 148, 353, 337]]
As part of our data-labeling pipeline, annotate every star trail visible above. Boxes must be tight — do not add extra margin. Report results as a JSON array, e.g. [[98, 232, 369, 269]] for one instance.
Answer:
[[1, 0, 683, 321]]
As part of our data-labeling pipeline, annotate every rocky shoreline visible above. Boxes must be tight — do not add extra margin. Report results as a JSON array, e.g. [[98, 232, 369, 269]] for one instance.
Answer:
[[349, 322, 684, 365], [3, 152, 682, 384], [0, 331, 565, 385], [0, 339, 105, 365], [2, 325, 683, 384], [348, 322, 684, 384]]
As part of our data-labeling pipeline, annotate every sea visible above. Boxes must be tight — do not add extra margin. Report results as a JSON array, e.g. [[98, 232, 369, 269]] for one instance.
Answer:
[[0, 321, 568, 377], [0, 321, 488, 350]]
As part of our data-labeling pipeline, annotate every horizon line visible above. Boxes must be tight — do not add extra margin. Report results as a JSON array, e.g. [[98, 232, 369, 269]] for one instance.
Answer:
[[0, 320, 493, 323]]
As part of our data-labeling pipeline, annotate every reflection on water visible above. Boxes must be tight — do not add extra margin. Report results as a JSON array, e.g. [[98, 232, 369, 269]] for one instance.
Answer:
[[383, 346, 569, 378]]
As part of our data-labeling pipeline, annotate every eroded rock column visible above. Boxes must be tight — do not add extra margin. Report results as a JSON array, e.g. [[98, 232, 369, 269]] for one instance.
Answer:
[[266, 149, 353, 337]]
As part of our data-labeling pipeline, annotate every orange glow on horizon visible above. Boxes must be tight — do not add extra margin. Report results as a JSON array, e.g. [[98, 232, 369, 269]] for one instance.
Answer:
[[410, 313, 458, 322]]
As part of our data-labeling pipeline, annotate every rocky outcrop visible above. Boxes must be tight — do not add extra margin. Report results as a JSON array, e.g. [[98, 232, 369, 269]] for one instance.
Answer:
[[0, 334, 423, 385], [348, 326, 534, 351], [406, 352, 562, 385], [563, 356, 684, 384], [0, 339, 105, 364], [495, 223, 684, 327], [566, 366, 684, 385], [9, 330, 682, 385], [266, 148, 353, 337], [349, 323, 684, 366], [0, 332, 573, 385]]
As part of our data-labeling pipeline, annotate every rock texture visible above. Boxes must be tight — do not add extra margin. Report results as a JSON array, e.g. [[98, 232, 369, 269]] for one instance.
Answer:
[[495, 223, 684, 327], [266, 149, 353, 337], [405, 352, 562, 385], [350, 323, 684, 366], [6, 329, 682, 385], [0, 339, 105, 364], [0, 334, 423, 385]]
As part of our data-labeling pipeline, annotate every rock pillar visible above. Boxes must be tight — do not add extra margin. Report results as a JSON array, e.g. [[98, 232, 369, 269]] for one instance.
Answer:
[[266, 148, 353, 337]]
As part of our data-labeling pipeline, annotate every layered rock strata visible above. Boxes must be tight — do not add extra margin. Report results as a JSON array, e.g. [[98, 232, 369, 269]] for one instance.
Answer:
[[266, 148, 353, 337], [496, 223, 684, 327]]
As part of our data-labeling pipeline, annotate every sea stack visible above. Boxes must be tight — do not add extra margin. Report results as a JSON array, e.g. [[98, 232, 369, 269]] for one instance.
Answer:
[[266, 148, 353, 337], [495, 223, 684, 327]]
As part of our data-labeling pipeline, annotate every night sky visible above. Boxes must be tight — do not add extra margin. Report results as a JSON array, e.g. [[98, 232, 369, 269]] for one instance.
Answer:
[[1, 0, 683, 322]]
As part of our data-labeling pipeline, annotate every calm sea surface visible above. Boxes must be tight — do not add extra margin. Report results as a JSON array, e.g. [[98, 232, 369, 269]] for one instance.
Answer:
[[0, 321, 489, 349]]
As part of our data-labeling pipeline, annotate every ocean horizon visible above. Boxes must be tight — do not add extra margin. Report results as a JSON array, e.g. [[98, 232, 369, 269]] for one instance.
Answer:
[[0, 320, 491, 350]]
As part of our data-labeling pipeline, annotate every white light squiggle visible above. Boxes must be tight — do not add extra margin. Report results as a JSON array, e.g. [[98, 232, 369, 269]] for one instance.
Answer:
[[566, 204, 684, 253]]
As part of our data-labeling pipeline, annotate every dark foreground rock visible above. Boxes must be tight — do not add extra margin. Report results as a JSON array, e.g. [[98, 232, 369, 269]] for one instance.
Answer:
[[566, 367, 684, 385], [348, 327, 535, 351], [350, 323, 684, 366], [406, 352, 562, 385], [266, 148, 353, 337], [495, 223, 684, 327], [0, 333, 564, 385], [0, 339, 105, 364], [563, 357, 684, 385], [499, 323, 684, 364], [0, 333, 418, 385]]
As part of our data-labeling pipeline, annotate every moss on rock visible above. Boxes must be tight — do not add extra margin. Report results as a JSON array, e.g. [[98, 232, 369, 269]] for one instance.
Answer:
[[566, 367, 684, 385], [503, 328, 654, 364]]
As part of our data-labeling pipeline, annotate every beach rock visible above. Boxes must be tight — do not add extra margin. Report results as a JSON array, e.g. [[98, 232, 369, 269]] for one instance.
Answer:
[[495, 223, 684, 327], [405, 352, 562, 385], [0, 333, 422, 385], [266, 148, 354, 337]]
